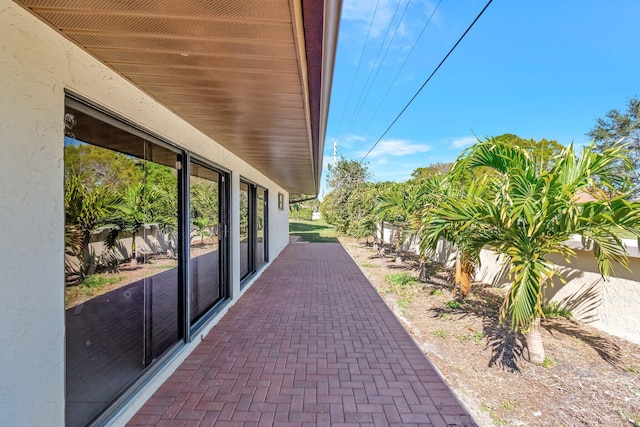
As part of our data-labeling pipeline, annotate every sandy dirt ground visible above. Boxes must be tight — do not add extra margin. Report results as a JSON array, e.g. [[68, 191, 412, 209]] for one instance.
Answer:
[[339, 236, 640, 427]]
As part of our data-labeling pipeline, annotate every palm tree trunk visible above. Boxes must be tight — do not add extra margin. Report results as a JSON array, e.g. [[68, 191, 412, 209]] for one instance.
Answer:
[[454, 255, 462, 298], [80, 230, 91, 282], [459, 258, 473, 298], [418, 257, 429, 282], [130, 237, 138, 269], [526, 316, 545, 364]]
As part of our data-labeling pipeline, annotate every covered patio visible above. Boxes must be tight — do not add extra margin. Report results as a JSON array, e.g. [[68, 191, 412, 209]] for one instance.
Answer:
[[128, 242, 475, 426]]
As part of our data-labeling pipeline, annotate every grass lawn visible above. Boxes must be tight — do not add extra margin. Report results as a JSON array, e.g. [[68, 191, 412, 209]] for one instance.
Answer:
[[289, 219, 338, 243]]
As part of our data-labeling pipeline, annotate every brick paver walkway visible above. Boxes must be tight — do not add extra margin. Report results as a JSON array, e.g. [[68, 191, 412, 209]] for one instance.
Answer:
[[129, 243, 475, 426]]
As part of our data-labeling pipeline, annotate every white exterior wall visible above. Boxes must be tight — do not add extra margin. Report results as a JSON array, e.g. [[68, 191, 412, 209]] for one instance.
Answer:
[[461, 242, 640, 346], [393, 218, 640, 345], [0, 1, 290, 425]]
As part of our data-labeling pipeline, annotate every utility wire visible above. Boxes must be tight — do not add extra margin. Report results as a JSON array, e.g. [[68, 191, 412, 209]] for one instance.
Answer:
[[359, 0, 442, 137], [361, 0, 494, 161], [341, 0, 412, 143], [333, 0, 381, 140], [338, 0, 407, 149]]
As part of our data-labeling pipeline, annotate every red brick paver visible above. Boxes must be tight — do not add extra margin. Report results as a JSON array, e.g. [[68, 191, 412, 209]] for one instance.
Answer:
[[129, 243, 476, 426]]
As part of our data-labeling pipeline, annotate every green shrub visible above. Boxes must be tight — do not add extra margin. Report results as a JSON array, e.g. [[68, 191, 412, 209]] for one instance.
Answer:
[[385, 272, 417, 287], [80, 274, 123, 289], [290, 207, 313, 221], [445, 300, 462, 309], [361, 263, 380, 268], [542, 301, 572, 319], [538, 356, 556, 369]]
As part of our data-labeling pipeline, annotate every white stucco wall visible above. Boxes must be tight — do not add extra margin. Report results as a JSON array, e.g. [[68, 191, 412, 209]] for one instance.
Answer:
[[0, 1, 290, 425], [0, 3, 66, 426], [388, 215, 640, 346], [456, 241, 640, 346]]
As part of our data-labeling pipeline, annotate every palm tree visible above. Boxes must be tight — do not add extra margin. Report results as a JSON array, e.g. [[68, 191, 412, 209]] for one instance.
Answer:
[[371, 180, 432, 260], [191, 216, 213, 246], [64, 172, 119, 282], [419, 173, 489, 297], [375, 182, 419, 243], [422, 139, 640, 363], [106, 182, 175, 269]]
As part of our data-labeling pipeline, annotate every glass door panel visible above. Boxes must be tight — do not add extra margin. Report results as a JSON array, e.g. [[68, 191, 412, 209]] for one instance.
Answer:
[[64, 102, 180, 427], [189, 162, 223, 324], [239, 182, 252, 281], [256, 187, 267, 269]]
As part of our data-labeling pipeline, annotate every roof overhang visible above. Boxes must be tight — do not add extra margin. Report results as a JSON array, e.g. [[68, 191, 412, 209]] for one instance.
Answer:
[[16, 0, 341, 198]]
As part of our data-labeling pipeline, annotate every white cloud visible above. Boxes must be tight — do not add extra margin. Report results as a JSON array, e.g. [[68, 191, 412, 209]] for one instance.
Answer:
[[345, 134, 366, 143], [449, 136, 478, 149], [372, 157, 390, 166], [361, 139, 432, 159], [341, 0, 398, 38], [343, 0, 444, 44]]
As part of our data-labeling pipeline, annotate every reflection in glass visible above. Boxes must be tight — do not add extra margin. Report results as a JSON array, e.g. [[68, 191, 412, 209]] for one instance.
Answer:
[[189, 163, 222, 324], [64, 104, 180, 427], [256, 187, 267, 269], [239, 182, 251, 280]]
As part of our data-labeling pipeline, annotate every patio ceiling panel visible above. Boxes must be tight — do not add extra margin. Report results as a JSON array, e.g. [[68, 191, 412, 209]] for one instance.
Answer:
[[15, 0, 341, 197]]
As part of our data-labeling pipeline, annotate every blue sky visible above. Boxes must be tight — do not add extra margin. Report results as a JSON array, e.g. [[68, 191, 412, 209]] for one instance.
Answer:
[[322, 0, 640, 194]]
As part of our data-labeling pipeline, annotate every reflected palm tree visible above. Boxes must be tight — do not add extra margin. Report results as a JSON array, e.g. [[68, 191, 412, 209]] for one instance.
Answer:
[[106, 183, 175, 269], [64, 171, 119, 282]]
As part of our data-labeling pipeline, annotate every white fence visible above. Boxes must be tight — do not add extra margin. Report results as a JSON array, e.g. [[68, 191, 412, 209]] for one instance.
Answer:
[[378, 222, 640, 346], [65, 224, 177, 276]]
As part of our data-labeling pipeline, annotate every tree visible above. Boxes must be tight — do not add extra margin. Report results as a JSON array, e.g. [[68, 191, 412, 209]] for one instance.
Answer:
[[587, 97, 640, 195], [106, 183, 175, 268], [410, 162, 453, 180], [492, 134, 565, 171], [346, 182, 386, 240], [321, 158, 370, 233], [422, 139, 640, 363], [456, 134, 565, 186], [64, 142, 142, 191], [64, 172, 119, 282], [289, 198, 319, 221], [419, 173, 489, 297], [191, 180, 219, 224], [326, 158, 370, 192], [374, 180, 427, 248], [191, 216, 213, 246]]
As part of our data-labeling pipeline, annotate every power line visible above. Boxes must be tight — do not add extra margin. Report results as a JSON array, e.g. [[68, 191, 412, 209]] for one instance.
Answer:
[[338, 0, 408, 149], [333, 0, 381, 139], [359, 0, 442, 137], [361, 0, 494, 161], [341, 0, 413, 142]]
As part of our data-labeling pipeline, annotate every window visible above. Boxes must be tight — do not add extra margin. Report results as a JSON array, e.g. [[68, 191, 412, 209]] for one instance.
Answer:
[[256, 186, 268, 269], [189, 161, 228, 326], [240, 181, 269, 285], [278, 192, 285, 210], [63, 96, 230, 426]]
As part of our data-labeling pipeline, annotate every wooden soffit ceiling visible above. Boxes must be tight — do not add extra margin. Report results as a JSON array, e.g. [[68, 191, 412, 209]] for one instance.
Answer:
[[16, 0, 341, 196]]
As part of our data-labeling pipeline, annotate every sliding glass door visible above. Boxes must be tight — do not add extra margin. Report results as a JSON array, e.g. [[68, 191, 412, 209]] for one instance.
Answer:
[[240, 181, 268, 285], [189, 162, 227, 325], [63, 96, 229, 426], [256, 186, 268, 269]]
